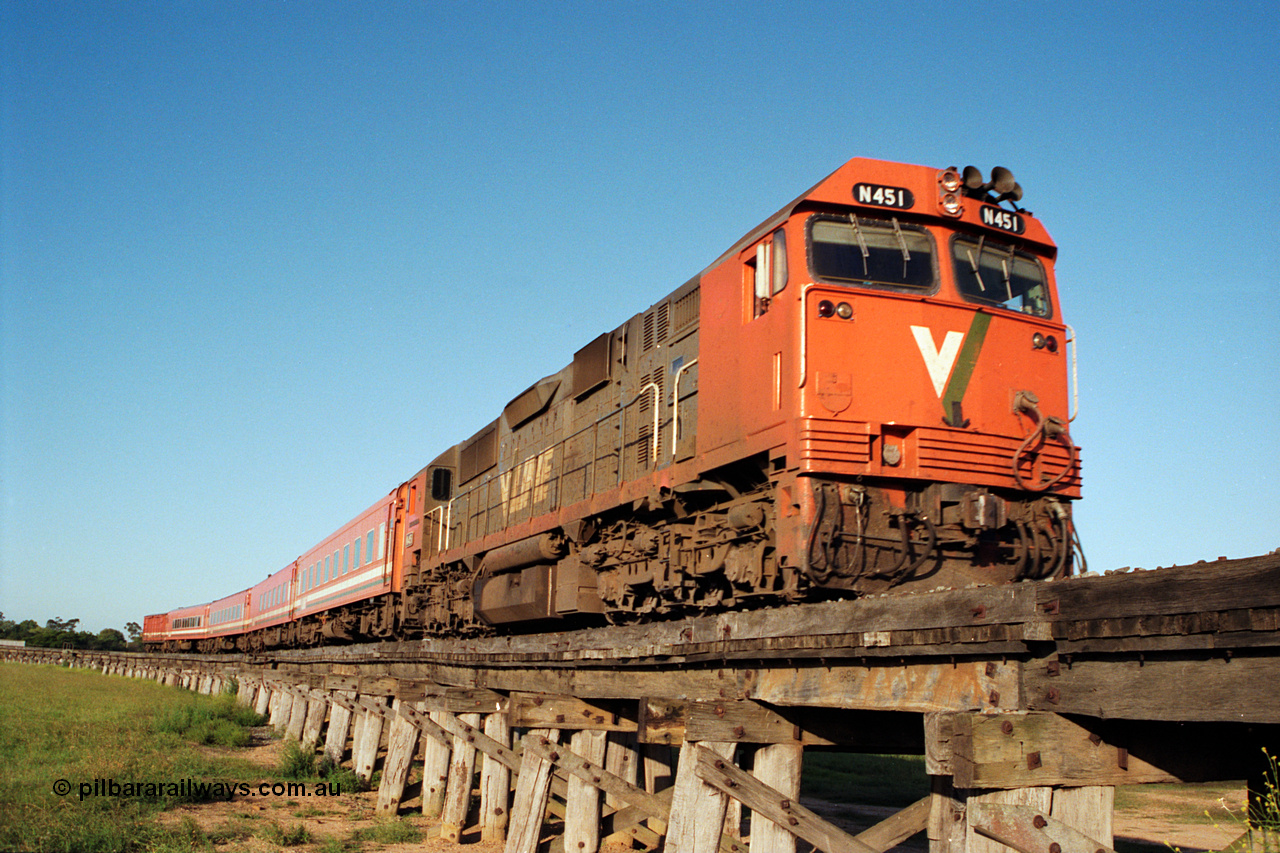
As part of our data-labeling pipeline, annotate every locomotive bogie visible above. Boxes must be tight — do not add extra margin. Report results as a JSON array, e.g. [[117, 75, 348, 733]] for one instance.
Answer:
[[796, 475, 1075, 596]]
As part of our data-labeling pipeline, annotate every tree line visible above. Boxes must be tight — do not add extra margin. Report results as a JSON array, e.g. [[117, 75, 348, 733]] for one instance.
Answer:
[[0, 613, 142, 651]]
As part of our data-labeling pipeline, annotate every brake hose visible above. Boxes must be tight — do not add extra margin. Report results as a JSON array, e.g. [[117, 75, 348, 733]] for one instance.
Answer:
[[1012, 392, 1077, 492]]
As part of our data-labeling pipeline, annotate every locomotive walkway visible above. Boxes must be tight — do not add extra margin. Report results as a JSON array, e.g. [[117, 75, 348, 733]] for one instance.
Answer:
[[9, 551, 1280, 853]]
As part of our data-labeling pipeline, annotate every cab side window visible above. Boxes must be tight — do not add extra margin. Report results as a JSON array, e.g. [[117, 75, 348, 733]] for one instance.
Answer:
[[748, 227, 789, 318]]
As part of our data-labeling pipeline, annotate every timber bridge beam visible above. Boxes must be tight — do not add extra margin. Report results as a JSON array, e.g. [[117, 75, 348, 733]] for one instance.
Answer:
[[8, 552, 1280, 852]]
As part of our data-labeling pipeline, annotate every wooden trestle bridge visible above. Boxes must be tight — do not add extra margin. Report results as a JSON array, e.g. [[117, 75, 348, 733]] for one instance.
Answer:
[[8, 552, 1280, 853]]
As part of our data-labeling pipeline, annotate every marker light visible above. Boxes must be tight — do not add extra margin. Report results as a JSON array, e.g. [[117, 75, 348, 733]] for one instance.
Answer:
[[836, 302, 853, 320], [1032, 333, 1046, 349], [817, 300, 835, 318], [1046, 335, 1058, 353], [939, 168, 964, 216]]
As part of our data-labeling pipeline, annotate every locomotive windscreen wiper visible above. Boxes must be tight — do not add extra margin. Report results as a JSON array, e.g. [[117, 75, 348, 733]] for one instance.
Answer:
[[891, 217, 911, 278], [965, 234, 987, 292], [1001, 243, 1016, 301], [848, 213, 870, 277]]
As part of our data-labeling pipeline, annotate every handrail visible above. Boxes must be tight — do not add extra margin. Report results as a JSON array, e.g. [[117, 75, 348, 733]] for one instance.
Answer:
[[642, 381, 660, 467], [798, 283, 817, 388], [1065, 323, 1079, 423], [672, 358, 699, 456], [425, 502, 452, 553], [430, 379, 669, 558], [383, 501, 396, 584]]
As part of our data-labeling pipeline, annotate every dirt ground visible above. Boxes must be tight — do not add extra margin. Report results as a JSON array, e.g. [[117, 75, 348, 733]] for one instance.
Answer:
[[158, 731, 487, 853], [1113, 785, 1251, 852], [160, 731, 1252, 852]]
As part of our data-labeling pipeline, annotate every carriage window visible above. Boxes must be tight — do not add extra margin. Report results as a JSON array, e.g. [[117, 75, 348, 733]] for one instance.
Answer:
[[951, 235, 1051, 317], [808, 215, 937, 292]]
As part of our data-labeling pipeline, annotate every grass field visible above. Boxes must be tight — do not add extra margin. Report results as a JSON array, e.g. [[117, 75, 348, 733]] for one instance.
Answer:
[[0, 663, 285, 852]]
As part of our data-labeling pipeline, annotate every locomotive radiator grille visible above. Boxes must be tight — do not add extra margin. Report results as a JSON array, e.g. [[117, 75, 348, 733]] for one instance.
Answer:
[[799, 418, 874, 468], [799, 418, 1081, 492], [916, 428, 1082, 491]]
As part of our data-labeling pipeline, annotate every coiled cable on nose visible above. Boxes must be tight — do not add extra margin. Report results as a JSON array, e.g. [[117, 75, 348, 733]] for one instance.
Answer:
[[1011, 391, 1077, 492]]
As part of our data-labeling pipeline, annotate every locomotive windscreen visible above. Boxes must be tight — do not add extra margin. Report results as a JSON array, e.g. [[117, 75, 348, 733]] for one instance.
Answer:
[[951, 234, 1051, 317], [808, 215, 936, 292]]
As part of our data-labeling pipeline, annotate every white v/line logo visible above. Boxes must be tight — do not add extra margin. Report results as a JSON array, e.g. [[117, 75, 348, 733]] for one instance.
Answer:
[[910, 325, 964, 398]]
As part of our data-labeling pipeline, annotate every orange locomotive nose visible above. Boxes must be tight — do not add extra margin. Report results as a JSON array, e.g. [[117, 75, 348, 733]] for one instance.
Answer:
[[746, 160, 1080, 593]]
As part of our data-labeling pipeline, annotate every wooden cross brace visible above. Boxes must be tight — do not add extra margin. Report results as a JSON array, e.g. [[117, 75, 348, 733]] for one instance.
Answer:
[[969, 803, 1115, 853], [691, 744, 930, 853]]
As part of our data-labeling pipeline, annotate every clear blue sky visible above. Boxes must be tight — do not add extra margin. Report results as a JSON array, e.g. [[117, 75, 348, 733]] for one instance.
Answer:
[[3, 2, 1277, 633]]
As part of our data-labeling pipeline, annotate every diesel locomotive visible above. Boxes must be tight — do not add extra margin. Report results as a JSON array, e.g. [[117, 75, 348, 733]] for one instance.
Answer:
[[143, 156, 1082, 653]]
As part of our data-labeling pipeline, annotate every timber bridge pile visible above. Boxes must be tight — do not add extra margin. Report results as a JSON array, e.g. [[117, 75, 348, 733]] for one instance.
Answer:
[[9, 552, 1280, 853]]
